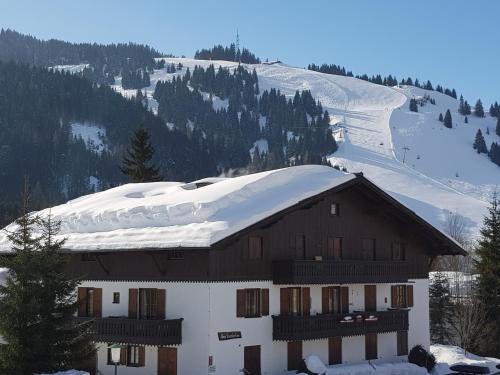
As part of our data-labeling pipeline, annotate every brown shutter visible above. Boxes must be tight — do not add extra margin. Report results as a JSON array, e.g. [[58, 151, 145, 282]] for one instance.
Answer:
[[119, 347, 127, 365], [77, 287, 87, 317], [129, 289, 138, 319], [261, 289, 269, 316], [139, 346, 146, 366], [302, 287, 310, 316], [391, 286, 397, 308], [407, 285, 414, 307], [93, 288, 102, 318], [341, 286, 349, 314], [236, 289, 245, 317], [322, 287, 329, 314], [157, 289, 166, 319], [280, 288, 290, 315]]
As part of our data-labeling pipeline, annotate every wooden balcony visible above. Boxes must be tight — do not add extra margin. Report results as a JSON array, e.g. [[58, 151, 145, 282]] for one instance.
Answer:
[[74, 317, 183, 346], [272, 259, 425, 284], [272, 309, 408, 341]]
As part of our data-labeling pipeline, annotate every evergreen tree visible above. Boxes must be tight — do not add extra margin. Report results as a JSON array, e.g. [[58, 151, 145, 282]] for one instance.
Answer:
[[443, 109, 452, 128], [497, 117, 500, 136], [489, 142, 500, 167], [409, 98, 418, 112], [429, 272, 452, 344], [473, 129, 488, 154], [475, 193, 500, 356], [0, 190, 94, 374], [121, 127, 162, 182], [465, 116, 468, 124], [475, 99, 485, 117], [439, 113, 444, 122]]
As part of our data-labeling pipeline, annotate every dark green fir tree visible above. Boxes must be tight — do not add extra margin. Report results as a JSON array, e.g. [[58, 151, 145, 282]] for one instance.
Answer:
[[475, 99, 485, 117], [0, 190, 94, 374], [429, 272, 452, 344], [496, 117, 500, 136], [121, 127, 162, 182], [475, 193, 500, 356], [439, 113, 444, 122], [473, 129, 488, 154], [443, 109, 453, 128]]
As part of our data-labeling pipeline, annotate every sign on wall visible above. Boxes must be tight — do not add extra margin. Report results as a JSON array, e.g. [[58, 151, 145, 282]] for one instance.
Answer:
[[217, 331, 242, 341]]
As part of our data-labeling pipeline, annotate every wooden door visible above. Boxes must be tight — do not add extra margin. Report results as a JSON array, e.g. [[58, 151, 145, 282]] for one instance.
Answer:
[[244, 345, 261, 375], [287, 341, 302, 371], [364, 285, 376, 312], [328, 337, 342, 365], [365, 333, 377, 360], [158, 347, 177, 375]]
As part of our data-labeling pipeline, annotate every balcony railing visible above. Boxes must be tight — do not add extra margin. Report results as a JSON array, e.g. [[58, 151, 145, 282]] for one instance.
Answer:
[[74, 317, 183, 346], [272, 309, 408, 341], [272, 259, 425, 284]]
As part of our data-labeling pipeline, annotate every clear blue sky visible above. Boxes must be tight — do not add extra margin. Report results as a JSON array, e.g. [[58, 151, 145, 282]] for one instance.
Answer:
[[1, 0, 498, 105]]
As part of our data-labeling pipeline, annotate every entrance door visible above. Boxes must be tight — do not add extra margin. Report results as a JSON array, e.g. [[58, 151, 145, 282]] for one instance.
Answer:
[[328, 337, 342, 365], [287, 341, 303, 371], [364, 285, 376, 312], [158, 347, 177, 375], [244, 345, 261, 375]]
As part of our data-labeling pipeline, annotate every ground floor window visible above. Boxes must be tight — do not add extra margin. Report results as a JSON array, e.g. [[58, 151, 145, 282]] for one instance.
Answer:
[[397, 330, 408, 356], [287, 340, 303, 370], [107, 345, 144, 367]]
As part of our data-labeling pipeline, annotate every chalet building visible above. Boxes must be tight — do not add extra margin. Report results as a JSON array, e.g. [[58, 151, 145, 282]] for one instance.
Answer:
[[0, 166, 465, 375]]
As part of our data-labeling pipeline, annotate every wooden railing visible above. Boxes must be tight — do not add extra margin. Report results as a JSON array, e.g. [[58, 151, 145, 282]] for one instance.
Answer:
[[272, 259, 426, 284], [74, 317, 183, 346], [272, 309, 408, 341]]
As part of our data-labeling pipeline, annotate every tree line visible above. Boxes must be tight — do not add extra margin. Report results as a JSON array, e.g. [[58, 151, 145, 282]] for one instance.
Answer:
[[194, 43, 260, 64]]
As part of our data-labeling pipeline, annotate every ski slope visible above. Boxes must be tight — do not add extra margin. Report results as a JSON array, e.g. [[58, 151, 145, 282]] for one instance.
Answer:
[[113, 57, 499, 238]]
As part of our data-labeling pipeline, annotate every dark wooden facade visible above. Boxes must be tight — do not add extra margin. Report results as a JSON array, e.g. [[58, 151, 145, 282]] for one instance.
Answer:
[[64, 176, 464, 282]]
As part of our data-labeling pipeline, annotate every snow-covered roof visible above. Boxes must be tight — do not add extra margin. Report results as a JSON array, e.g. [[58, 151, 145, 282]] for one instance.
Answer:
[[0, 166, 355, 252]]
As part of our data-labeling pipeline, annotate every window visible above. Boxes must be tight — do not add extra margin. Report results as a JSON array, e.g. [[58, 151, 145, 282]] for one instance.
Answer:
[[139, 288, 158, 319], [237, 288, 269, 318], [322, 286, 340, 314], [249, 236, 263, 260], [81, 253, 96, 262], [295, 235, 306, 259], [77, 287, 101, 318], [112, 292, 120, 304], [86, 289, 94, 317], [391, 285, 414, 308], [327, 237, 342, 260], [167, 250, 184, 260], [330, 203, 340, 216], [362, 238, 376, 260], [127, 346, 140, 366], [290, 287, 303, 316], [397, 330, 408, 356], [391, 242, 406, 261]]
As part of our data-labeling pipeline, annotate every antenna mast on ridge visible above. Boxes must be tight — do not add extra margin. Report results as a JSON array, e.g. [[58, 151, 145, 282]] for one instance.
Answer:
[[236, 29, 241, 63]]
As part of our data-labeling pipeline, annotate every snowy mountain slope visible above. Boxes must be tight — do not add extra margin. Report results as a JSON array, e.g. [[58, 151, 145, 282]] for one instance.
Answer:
[[111, 57, 498, 237]]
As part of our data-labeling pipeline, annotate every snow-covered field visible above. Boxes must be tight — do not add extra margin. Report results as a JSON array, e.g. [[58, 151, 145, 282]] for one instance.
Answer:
[[70, 122, 107, 154], [431, 344, 500, 375]]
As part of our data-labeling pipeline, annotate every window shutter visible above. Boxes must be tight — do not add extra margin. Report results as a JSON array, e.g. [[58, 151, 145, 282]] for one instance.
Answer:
[[129, 289, 138, 319], [341, 286, 349, 314], [119, 347, 127, 365], [236, 289, 245, 317], [391, 286, 397, 308], [77, 287, 87, 317], [261, 289, 269, 316], [322, 287, 329, 314], [157, 289, 166, 319], [280, 288, 290, 315], [139, 346, 145, 367], [302, 287, 310, 316], [407, 285, 414, 307], [93, 288, 102, 318]]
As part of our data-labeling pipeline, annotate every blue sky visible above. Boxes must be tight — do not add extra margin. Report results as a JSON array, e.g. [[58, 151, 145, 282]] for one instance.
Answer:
[[1, 0, 498, 105]]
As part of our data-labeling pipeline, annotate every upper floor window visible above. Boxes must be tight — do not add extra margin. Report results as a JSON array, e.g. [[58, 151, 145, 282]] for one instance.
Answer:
[[391, 285, 414, 308], [112, 292, 120, 304], [236, 288, 269, 318], [249, 236, 263, 260], [362, 238, 376, 260], [139, 288, 158, 319], [327, 237, 342, 260], [77, 287, 102, 318], [81, 253, 96, 262], [167, 250, 184, 260], [330, 203, 340, 216], [391, 242, 406, 261]]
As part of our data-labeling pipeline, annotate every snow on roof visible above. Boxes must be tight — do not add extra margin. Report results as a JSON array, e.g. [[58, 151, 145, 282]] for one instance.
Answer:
[[0, 166, 354, 252]]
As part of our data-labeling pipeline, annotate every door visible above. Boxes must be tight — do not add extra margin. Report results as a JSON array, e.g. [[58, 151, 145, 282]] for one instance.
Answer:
[[158, 347, 177, 375], [364, 285, 377, 312], [244, 345, 261, 375], [322, 287, 341, 314], [365, 333, 378, 360], [287, 341, 303, 371], [328, 337, 342, 365]]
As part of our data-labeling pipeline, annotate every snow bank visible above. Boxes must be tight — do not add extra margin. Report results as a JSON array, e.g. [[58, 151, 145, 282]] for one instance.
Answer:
[[0, 165, 354, 252], [305, 355, 327, 374], [300, 361, 427, 375], [431, 344, 500, 375], [37, 371, 89, 375]]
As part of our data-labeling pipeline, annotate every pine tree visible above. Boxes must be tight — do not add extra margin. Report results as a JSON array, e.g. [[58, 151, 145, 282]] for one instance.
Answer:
[[475, 193, 500, 356], [439, 113, 444, 122], [409, 98, 418, 112], [473, 129, 488, 154], [443, 109, 453, 128], [429, 272, 452, 344], [497, 117, 500, 136], [121, 127, 162, 182], [465, 116, 468, 124], [0, 189, 94, 374], [475, 99, 485, 117]]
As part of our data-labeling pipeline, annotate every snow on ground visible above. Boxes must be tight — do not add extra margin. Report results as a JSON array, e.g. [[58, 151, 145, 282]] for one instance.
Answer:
[[49, 64, 89, 74], [250, 138, 269, 158], [0, 166, 355, 252], [431, 344, 500, 375], [70, 122, 106, 154], [37, 371, 89, 375]]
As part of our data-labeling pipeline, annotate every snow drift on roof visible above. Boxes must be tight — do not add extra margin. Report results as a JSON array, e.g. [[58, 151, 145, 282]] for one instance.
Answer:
[[0, 165, 354, 252]]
